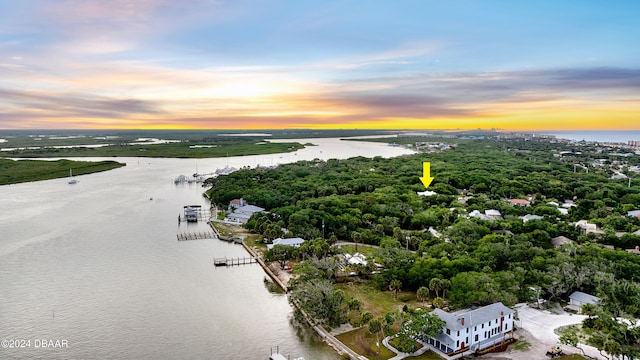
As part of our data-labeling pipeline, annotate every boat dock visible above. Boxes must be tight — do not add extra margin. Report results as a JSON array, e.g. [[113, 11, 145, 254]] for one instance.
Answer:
[[213, 256, 258, 266], [268, 346, 303, 360], [178, 205, 212, 223], [269, 353, 288, 360], [176, 232, 217, 241]]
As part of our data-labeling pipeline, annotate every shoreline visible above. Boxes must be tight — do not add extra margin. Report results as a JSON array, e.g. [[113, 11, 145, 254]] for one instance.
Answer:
[[240, 241, 290, 292], [216, 222, 365, 359]]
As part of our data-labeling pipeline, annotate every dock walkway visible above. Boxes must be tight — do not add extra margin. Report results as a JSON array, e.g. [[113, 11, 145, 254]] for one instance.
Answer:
[[213, 256, 258, 266], [176, 232, 217, 241]]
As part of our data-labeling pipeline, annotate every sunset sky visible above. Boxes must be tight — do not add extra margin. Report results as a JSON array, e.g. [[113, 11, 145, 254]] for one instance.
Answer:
[[1, 0, 639, 130]]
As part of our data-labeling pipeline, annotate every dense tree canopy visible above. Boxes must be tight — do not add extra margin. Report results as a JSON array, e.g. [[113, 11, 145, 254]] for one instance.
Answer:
[[207, 138, 640, 328]]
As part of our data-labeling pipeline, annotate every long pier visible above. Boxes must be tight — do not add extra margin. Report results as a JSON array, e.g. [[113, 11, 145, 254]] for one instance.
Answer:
[[213, 256, 258, 266], [177, 232, 217, 241]]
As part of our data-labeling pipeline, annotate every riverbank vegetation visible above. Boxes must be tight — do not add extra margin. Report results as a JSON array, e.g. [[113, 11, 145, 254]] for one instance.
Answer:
[[0, 138, 304, 158], [0, 159, 125, 185], [205, 137, 640, 358], [0, 129, 405, 158]]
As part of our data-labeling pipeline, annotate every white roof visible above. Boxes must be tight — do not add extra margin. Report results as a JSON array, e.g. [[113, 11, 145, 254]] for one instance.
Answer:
[[348, 253, 367, 266], [236, 204, 265, 214], [521, 214, 543, 221], [569, 291, 601, 305], [627, 210, 640, 217], [552, 236, 573, 246], [417, 190, 438, 197], [469, 210, 493, 221], [433, 302, 514, 331], [428, 227, 442, 238], [267, 237, 305, 249], [228, 212, 251, 220]]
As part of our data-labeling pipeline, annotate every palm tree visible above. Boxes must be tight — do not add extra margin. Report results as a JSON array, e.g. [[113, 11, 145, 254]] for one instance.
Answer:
[[369, 318, 383, 354], [417, 286, 429, 302], [433, 297, 445, 309], [351, 231, 361, 252], [440, 279, 451, 299], [389, 279, 402, 300], [429, 278, 443, 298], [347, 298, 363, 312], [361, 311, 373, 325]]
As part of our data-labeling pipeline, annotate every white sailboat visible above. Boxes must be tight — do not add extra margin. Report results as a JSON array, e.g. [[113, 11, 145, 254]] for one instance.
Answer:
[[68, 169, 78, 184]]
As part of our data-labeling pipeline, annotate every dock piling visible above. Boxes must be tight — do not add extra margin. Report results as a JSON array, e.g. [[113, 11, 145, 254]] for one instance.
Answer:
[[176, 231, 217, 241], [213, 256, 258, 267]]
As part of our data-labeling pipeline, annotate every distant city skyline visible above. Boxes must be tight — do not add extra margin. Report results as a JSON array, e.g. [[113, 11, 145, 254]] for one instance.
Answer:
[[1, 1, 639, 130]]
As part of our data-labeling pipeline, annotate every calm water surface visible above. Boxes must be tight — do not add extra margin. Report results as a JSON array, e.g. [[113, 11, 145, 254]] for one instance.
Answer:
[[0, 138, 414, 360]]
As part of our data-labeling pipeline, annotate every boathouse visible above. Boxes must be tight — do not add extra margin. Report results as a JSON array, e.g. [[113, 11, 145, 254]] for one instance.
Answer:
[[184, 205, 201, 222]]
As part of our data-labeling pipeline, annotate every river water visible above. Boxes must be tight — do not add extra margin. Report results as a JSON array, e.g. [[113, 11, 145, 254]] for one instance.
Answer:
[[0, 138, 414, 360]]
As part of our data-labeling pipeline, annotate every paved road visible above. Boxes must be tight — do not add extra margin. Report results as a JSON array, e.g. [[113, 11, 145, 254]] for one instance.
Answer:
[[512, 303, 603, 359]]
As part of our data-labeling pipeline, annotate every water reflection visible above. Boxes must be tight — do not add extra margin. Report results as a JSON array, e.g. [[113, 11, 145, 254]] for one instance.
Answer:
[[0, 138, 414, 360]]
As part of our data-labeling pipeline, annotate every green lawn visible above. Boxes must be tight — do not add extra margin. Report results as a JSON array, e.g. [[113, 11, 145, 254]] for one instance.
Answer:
[[337, 282, 420, 319], [335, 327, 395, 360], [334, 244, 379, 259], [336, 326, 443, 360]]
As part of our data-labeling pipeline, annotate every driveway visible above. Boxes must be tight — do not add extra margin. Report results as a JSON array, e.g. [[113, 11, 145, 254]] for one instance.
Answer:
[[482, 303, 604, 360]]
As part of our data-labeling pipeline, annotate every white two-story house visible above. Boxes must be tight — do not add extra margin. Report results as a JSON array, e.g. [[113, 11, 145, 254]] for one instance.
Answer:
[[424, 302, 515, 358]]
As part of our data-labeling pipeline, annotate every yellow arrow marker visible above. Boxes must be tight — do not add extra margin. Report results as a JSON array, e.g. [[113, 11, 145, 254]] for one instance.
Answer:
[[419, 162, 435, 189]]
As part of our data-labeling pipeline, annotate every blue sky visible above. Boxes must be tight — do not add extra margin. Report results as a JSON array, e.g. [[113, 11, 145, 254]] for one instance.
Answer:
[[1, 0, 639, 130]]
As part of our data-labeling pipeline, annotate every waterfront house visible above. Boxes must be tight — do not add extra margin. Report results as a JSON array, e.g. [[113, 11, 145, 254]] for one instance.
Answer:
[[227, 212, 252, 224], [424, 302, 515, 358], [568, 291, 602, 313], [266, 237, 305, 250], [227, 204, 265, 224], [229, 198, 247, 210]]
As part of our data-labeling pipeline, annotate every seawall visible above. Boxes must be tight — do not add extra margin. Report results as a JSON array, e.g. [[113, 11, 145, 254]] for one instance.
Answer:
[[241, 242, 290, 292], [239, 242, 366, 359], [226, 226, 366, 359]]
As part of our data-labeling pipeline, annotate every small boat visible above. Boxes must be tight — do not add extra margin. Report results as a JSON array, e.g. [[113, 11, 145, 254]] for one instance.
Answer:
[[68, 169, 78, 184]]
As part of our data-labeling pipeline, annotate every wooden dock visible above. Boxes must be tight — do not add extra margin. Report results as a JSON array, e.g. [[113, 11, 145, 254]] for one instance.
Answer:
[[213, 256, 258, 266], [176, 232, 217, 241]]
